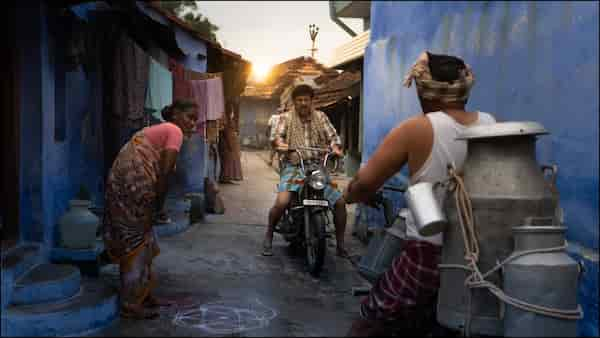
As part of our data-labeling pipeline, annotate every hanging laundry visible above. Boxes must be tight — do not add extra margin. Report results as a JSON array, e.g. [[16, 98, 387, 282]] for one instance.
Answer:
[[112, 32, 150, 131], [190, 80, 208, 138], [145, 57, 173, 122], [206, 77, 225, 121], [206, 120, 220, 144], [169, 57, 192, 101]]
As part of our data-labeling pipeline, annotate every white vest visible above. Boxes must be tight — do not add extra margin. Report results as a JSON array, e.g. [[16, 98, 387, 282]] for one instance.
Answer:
[[404, 111, 497, 246]]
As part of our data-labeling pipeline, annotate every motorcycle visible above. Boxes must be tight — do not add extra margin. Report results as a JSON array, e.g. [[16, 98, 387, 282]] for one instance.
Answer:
[[273, 146, 340, 277]]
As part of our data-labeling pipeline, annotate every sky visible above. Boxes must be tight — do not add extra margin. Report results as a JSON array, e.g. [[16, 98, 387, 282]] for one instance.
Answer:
[[188, 1, 364, 81]]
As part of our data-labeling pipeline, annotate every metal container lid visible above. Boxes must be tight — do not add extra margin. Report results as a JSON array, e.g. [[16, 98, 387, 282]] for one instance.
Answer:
[[512, 226, 566, 233], [457, 121, 548, 140]]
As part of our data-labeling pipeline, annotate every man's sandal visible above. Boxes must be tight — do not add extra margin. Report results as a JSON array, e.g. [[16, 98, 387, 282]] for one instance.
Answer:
[[262, 240, 273, 256]]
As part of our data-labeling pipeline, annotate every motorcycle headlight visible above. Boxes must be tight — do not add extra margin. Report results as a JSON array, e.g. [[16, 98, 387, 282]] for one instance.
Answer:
[[309, 170, 327, 190]]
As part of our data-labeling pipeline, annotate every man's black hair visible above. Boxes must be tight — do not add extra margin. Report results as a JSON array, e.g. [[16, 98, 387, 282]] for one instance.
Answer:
[[427, 52, 467, 83], [291, 84, 315, 100]]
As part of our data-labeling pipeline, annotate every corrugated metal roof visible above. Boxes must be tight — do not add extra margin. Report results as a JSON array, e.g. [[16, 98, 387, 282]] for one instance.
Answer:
[[329, 29, 370, 68]]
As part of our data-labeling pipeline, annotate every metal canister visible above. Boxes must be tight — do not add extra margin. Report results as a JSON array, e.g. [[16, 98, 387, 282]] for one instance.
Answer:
[[357, 209, 407, 283], [503, 225, 580, 337], [437, 122, 560, 336], [405, 182, 447, 236]]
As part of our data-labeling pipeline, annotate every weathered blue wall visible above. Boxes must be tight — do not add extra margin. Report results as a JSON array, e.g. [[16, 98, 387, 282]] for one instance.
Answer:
[[18, 2, 45, 243], [361, 2, 598, 336], [17, 1, 105, 247]]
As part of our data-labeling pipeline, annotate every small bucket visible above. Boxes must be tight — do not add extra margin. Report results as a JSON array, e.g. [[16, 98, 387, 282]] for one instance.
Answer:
[[405, 182, 447, 236], [357, 214, 407, 283]]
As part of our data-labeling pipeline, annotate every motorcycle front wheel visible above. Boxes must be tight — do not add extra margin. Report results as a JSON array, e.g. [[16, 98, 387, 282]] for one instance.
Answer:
[[304, 208, 327, 277]]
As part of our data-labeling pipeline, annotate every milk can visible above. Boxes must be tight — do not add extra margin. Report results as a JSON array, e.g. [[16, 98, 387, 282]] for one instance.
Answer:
[[357, 210, 407, 283], [437, 122, 560, 336], [503, 224, 581, 337], [58, 199, 100, 249]]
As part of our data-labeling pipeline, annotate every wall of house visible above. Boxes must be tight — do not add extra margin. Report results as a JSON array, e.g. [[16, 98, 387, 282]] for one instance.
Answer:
[[17, 2, 105, 248], [360, 2, 598, 336], [239, 98, 279, 148]]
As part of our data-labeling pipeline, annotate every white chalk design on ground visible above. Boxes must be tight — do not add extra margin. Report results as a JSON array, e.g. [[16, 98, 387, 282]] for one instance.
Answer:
[[172, 298, 278, 334]]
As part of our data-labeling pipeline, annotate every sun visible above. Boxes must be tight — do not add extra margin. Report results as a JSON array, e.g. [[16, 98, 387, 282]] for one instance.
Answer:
[[251, 63, 271, 82]]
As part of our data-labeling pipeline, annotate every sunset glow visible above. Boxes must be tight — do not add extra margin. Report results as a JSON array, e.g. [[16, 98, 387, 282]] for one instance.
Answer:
[[251, 63, 271, 82]]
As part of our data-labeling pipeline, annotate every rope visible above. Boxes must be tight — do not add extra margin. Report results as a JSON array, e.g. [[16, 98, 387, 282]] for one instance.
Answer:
[[439, 166, 583, 337]]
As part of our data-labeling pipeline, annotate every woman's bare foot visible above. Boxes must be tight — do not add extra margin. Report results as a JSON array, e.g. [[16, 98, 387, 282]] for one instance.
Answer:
[[144, 295, 178, 307], [121, 303, 159, 319]]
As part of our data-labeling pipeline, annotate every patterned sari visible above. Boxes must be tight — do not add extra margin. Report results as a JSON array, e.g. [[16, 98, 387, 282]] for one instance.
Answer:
[[102, 130, 161, 309]]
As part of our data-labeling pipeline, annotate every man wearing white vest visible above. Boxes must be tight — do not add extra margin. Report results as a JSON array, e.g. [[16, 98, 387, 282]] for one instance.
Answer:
[[343, 51, 496, 336]]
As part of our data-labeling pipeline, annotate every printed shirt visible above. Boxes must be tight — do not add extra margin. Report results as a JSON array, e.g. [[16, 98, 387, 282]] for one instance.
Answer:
[[270, 110, 342, 161]]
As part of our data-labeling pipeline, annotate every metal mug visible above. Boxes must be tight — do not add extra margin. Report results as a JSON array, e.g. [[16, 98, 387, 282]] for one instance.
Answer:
[[405, 182, 447, 236]]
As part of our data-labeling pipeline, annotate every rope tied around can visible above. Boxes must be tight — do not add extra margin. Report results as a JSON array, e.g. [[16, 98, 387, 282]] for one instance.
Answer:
[[439, 165, 583, 337]]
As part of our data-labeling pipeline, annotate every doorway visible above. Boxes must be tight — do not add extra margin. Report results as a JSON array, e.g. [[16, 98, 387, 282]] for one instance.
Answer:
[[1, 3, 21, 250]]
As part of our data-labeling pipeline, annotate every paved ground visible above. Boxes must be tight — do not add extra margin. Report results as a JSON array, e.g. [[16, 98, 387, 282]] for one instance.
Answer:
[[94, 150, 369, 337]]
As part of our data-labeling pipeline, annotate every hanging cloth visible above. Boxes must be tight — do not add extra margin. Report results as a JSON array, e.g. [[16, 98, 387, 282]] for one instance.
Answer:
[[205, 77, 225, 121], [190, 80, 208, 138], [112, 33, 150, 131], [168, 57, 192, 101], [145, 57, 173, 122]]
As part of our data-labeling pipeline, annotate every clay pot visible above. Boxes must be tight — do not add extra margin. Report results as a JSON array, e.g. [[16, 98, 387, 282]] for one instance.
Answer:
[[58, 199, 100, 249]]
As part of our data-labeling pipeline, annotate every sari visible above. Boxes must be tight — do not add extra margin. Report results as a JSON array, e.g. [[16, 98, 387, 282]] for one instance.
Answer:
[[102, 130, 161, 311]]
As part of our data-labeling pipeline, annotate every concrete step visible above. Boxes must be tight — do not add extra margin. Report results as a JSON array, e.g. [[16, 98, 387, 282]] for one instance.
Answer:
[[1, 278, 119, 337], [1, 244, 45, 309], [12, 264, 81, 306], [50, 242, 104, 277]]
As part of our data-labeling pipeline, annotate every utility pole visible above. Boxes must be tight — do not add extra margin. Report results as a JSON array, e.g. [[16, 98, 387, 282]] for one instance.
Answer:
[[309, 24, 319, 58]]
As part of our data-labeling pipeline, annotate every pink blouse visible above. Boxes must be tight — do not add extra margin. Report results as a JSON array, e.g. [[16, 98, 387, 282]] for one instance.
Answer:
[[144, 122, 184, 152]]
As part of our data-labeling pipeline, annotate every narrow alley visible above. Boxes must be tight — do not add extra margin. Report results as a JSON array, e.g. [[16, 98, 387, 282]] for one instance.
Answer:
[[94, 150, 367, 337]]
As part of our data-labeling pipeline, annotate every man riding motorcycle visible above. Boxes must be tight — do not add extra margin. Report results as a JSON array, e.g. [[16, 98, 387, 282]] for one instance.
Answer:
[[262, 84, 348, 258]]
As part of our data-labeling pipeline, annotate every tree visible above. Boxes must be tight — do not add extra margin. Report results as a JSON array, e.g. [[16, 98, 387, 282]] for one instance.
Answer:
[[157, 1, 219, 42]]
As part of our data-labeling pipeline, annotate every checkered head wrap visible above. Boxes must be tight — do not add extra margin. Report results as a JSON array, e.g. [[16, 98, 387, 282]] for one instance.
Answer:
[[403, 51, 475, 103]]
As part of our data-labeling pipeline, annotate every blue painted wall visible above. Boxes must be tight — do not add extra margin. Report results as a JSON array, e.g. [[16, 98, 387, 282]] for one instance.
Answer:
[[16, 1, 105, 247], [361, 2, 598, 336]]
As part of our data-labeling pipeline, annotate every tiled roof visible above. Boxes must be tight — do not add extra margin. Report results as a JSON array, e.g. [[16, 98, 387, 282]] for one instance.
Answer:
[[242, 56, 339, 99], [313, 71, 361, 109]]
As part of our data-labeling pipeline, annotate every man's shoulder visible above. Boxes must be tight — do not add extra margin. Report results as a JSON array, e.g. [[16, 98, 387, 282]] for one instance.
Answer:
[[313, 110, 331, 121]]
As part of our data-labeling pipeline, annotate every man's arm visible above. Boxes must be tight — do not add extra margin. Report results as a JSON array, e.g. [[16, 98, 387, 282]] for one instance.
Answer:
[[343, 116, 426, 204]]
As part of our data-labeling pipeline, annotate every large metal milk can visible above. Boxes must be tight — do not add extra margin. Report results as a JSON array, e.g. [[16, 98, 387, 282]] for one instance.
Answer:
[[437, 122, 559, 336], [503, 224, 580, 337]]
